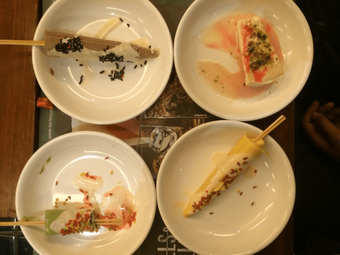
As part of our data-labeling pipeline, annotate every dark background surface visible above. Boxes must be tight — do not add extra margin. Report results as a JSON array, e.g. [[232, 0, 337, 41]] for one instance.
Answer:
[[293, 0, 340, 254], [2, 0, 340, 254]]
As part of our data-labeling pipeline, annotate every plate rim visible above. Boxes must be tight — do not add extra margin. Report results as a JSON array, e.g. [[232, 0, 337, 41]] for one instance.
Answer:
[[32, 0, 173, 124], [174, 0, 313, 121], [156, 120, 295, 254], [15, 130, 156, 255]]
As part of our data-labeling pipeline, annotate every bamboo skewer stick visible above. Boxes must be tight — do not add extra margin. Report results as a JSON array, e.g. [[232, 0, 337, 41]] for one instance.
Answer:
[[254, 115, 286, 142], [0, 221, 45, 226], [0, 40, 45, 46], [0, 218, 123, 227], [94, 219, 124, 224], [0, 31, 160, 59]]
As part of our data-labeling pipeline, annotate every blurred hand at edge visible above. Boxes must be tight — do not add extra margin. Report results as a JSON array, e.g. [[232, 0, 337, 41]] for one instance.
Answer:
[[302, 101, 340, 162]]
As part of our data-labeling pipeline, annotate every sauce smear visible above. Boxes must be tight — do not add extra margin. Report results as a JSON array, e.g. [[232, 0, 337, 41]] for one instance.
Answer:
[[198, 13, 283, 99]]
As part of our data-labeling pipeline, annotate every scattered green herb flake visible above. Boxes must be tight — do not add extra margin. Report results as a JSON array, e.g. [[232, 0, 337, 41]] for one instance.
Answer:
[[22, 216, 36, 221], [39, 164, 45, 174], [46, 156, 51, 164]]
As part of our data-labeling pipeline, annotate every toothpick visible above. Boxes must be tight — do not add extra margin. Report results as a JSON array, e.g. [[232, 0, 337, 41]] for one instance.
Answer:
[[254, 115, 286, 142]]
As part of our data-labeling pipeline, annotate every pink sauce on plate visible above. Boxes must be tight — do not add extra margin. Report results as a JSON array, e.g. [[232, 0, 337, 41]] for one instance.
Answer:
[[198, 13, 283, 99]]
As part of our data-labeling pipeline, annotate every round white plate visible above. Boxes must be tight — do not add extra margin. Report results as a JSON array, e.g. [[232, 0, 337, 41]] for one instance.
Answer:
[[174, 0, 313, 121], [157, 121, 295, 255], [16, 131, 156, 255], [33, 0, 173, 124]]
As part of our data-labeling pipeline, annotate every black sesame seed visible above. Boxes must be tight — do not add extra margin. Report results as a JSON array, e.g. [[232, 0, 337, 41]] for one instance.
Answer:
[[55, 36, 83, 54], [98, 52, 124, 63], [79, 75, 83, 84]]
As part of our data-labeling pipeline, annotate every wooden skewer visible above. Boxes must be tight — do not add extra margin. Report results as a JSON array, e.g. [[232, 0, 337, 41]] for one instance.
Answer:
[[0, 31, 160, 59], [0, 218, 123, 227], [94, 219, 124, 225], [254, 115, 286, 142], [0, 221, 45, 226], [0, 39, 45, 46]]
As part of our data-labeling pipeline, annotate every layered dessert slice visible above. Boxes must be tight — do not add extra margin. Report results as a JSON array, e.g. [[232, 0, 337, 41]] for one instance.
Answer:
[[183, 135, 264, 217], [45, 208, 100, 235], [237, 16, 284, 86], [44, 30, 160, 62]]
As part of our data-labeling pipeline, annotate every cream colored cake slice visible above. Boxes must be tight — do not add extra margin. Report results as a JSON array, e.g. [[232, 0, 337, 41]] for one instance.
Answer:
[[237, 16, 284, 86]]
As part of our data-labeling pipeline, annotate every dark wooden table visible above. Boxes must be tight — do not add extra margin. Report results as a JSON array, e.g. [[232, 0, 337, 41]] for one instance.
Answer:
[[0, 0, 294, 254], [0, 0, 39, 217]]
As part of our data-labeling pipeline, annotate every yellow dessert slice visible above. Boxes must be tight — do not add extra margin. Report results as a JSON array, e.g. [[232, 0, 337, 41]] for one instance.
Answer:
[[183, 135, 264, 217]]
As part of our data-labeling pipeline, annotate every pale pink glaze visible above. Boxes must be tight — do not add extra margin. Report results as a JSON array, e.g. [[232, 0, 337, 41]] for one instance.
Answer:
[[98, 186, 137, 230], [198, 13, 283, 99], [74, 172, 137, 231]]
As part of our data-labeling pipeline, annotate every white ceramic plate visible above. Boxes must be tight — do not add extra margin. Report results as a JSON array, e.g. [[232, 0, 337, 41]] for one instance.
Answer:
[[33, 0, 173, 124], [174, 0, 313, 121], [157, 121, 295, 255], [16, 131, 156, 255]]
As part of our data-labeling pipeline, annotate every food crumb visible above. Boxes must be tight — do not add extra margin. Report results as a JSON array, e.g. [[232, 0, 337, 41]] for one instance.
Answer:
[[55, 181, 58, 185], [68, 196, 71, 200], [50, 68, 54, 75], [253, 186, 257, 189], [254, 169, 257, 173], [251, 202, 254, 206], [105, 156, 109, 160], [63, 201, 66, 205], [39, 165, 45, 174], [209, 212, 214, 215], [22, 216, 36, 221], [37, 97, 53, 109], [79, 75, 84, 85], [110, 171, 113, 175], [240, 192, 243, 196], [237, 190, 240, 193]]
